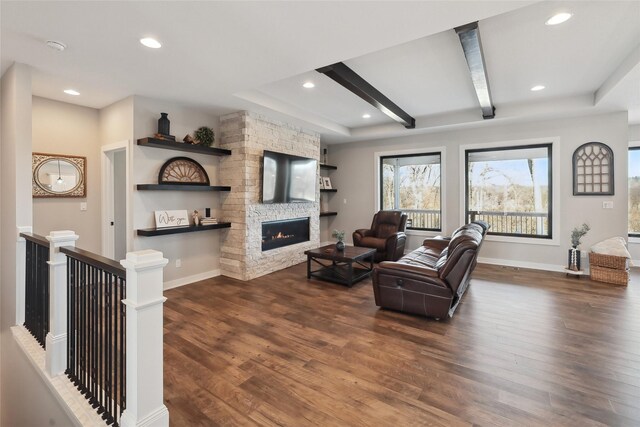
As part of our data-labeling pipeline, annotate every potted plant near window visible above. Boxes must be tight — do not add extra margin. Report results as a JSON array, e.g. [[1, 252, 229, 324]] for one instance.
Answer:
[[568, 223, 590, 271]]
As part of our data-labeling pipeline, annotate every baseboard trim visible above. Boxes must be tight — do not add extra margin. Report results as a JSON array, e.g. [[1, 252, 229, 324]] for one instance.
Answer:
[[478, 256, 566, 273], [164, 269, 221, 290]]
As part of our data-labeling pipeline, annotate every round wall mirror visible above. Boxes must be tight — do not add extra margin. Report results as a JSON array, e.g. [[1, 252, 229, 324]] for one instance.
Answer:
[[32, 153, 86, 197]]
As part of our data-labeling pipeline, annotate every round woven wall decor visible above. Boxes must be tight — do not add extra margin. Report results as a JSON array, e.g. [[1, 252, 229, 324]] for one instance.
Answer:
[[158, 157, 210, 185]]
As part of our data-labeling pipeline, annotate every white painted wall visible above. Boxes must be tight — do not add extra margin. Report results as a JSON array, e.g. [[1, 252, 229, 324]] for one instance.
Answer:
[[1, 64, 73, 426], [32, 96, 102, 253], [132, 96, 223, 287], [323, 112, 629, 271]]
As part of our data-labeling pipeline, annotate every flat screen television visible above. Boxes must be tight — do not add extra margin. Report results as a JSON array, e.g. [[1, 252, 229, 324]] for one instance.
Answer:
[[262, 150, 317, 203]]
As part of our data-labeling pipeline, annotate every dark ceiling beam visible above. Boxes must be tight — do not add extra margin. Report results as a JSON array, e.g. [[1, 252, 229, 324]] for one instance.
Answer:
[[316, 62, 416, 129], [454, 21, 495, 119]]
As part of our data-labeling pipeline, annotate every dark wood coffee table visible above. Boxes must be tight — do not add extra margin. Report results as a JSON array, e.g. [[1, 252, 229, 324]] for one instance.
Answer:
[[304, 245, 376, 287]]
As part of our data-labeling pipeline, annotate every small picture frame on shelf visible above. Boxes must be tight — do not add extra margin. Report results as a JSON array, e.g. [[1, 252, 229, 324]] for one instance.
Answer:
[[319, 176, 325, 189], [322, 177, 332, 189]]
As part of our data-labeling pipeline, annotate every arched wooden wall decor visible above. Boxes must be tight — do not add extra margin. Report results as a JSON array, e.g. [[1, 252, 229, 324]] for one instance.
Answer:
[[572, 142, 614, 195], [158, 157, 209, 185]]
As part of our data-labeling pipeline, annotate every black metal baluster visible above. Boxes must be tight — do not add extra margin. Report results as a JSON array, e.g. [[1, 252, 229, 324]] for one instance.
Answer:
[[98, 269, 104, 413], [120, 275, 126, 425], [104, 272, 112, 423], [113, 275, 119, 426]]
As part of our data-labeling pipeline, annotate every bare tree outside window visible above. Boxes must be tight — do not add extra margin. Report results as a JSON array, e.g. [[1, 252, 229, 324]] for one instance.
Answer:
[[466, 144, 552, 238], [630, 147, 640, 237], [380, 153, 441, 231]]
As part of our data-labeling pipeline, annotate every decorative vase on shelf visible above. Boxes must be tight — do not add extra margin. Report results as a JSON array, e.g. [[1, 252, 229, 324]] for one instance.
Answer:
[[158, 113, 170, 136], [323, 148, 328, 165], [568, 247, 581, 271], [336, 240, 345, 251]]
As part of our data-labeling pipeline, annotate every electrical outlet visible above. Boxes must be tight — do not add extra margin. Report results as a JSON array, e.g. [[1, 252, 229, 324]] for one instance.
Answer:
[[175, 259, 182, 268], [602, 201, 614, 209], [80, 202, 87, 211]]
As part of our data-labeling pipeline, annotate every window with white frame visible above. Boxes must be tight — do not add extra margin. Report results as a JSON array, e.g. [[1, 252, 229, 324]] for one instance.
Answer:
[[465, 143, 552, 238], [380, 152, 441, 231], [630, 147, 640, 237]]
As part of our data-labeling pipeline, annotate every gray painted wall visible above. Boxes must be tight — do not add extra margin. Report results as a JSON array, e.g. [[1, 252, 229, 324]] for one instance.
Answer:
[[32, 96, 102, 253], [322, 112, 629, 270], [131, 96, 223, 285]]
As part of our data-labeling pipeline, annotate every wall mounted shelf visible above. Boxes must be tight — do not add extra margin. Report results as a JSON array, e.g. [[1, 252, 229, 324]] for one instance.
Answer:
[[320, 211, 338, 217], [137, 222, 231, 237], [136, 184, 231, 192], [137, 137, 231, 156], [321, 188, 337, 193], [320, 163, 338, 170]]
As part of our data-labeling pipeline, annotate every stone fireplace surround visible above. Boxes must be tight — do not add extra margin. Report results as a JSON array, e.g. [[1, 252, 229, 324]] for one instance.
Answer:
[[219, 111, 321, 281]]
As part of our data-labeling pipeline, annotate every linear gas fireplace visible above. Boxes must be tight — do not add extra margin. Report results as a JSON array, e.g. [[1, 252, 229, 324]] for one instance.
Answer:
[[262, 217, 310, 251]]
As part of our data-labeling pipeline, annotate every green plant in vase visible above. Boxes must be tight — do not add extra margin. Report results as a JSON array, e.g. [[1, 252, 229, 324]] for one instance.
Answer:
[[332, 229, 345, 251], [568, 223, 590, 271]]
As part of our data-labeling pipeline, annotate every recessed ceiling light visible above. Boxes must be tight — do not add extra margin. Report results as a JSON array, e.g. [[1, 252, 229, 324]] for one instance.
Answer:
[[63, 89, 80, 96], [302, 82, 315, 89], [362, 114, 371, 119], [45, 40, 67, 51], [545, 12, 572, 26], [140, 37, 162, 49], [530, 85, 546, 92]]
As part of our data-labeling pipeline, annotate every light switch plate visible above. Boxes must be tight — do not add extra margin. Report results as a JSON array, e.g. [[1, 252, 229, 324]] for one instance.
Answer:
[[80, 202, 87, 211], [602, 201, 613, 209]]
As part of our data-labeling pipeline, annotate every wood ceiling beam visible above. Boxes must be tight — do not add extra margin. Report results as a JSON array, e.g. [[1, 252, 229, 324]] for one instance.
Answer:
[[316, 62, 416, 129], [455, 21, 496, 119]]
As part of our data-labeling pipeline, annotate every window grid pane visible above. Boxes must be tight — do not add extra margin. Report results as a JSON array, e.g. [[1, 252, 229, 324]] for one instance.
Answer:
[[380, 153, 441, 231], [466, 144, 552, 238]]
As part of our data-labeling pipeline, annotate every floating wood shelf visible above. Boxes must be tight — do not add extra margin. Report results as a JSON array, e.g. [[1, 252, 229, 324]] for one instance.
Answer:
[[320, 211, 338, 217], [136, 184, 231, 192], [137, 137, 231, 156], [136, 223, 231, 237], [321, 188, 337, 193], [320, 163, 338, 170]]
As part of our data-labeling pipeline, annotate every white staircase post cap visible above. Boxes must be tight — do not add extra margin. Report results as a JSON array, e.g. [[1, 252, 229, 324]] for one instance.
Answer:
[[46, 230, 80, 243], [120, 249, 168, 270]]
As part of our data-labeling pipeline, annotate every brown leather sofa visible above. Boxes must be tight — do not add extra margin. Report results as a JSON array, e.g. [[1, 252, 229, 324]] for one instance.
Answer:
[[372, 221, 489, 319], [353, 210, 408, 262]]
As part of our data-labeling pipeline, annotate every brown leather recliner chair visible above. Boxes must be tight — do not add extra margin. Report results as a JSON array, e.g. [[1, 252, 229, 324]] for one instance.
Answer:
[[353, 210, 408, 262], [372, 221, 489, 319]]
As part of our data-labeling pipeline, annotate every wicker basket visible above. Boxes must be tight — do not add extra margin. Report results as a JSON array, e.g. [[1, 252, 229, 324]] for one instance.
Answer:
[[589, 252, 628, 270], [590, 265, 629, 286]]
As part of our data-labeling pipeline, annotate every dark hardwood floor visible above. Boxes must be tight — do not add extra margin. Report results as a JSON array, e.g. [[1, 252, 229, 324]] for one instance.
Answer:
[[163, 263, 640, 426]]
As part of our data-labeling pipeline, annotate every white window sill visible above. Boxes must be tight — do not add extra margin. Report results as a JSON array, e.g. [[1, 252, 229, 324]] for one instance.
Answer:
[[484, 234, 560, 246], [406, 229, 443, 237], [629, 237, 640, 245]]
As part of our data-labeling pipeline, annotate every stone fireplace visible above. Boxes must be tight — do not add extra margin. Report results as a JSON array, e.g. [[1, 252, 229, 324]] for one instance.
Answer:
[[262, 217, 310, 251], [219, 111, 320, 281]]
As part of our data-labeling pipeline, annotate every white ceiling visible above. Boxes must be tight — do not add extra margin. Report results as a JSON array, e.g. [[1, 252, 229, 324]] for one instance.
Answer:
[[1, 1, 639, 144]]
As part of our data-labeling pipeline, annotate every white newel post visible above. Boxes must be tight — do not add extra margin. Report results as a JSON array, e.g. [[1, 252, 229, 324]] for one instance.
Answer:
[[120, 250, 169, 427], [16, 225, 32, 326], [45, 230, 79, 377]]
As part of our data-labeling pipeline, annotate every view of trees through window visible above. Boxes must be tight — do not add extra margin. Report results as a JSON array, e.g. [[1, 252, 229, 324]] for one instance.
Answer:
[[381, 153, 441, 230], [630, 147, 640, 236], [466, 144, 552, 238]]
